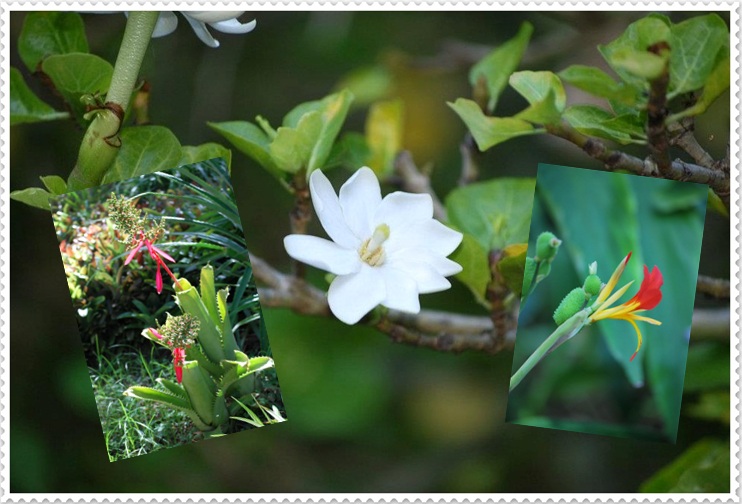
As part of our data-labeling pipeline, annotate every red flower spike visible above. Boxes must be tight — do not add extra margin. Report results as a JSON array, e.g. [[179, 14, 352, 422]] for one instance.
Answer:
[[124, 239, 144, 265], [155, 265, 163, 294], [173, 347, 186, 383]]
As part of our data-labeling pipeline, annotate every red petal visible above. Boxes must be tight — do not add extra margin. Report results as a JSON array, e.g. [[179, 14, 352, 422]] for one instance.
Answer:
[[629, 264, 663, 310], [124, 240, 144, 265], [150, 245, 175, 263], [156, 265, 163, 294], [149, 328, 164, 340], [175, 365, 183, 383]]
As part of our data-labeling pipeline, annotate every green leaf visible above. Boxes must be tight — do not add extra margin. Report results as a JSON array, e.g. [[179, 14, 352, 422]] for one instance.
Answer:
[[668, 14, 729, 96], [19, 12, 88, 71], [123, 386, 192, 412], [199, 265, 220, 326], [305, 89, 354, 175], [629, 175, 707, 441], [671, 40, 730, 120], [365, 99, 404, 177], [599, 14, 671, 88], [9, 187, 52, 210], [640, 439, 729, 492], [609, 48, 667, 80], [558, 65, 637, 105], [217, 288, 239, 357], [101, 126, 182, 184], [563, 105, 645, 145], [449, 232, 490, 308], [448, 98, 536, 151], [270, 111, 323, 173], [176, 280, 226, 363], [39, 175, 67, 195], [155, 378, 189, 400], [179, 143, 232, 170], [469, 22, 533, 111], [41, 53, 113, 123], [207, 121, 282, 179], [446, 177, 536, 251], [497, 243, 528, 295], [9, 67, 69, 125], [180, 361, 218, 427], [324, 132, 370, 171], [510, 71, 567, 115]]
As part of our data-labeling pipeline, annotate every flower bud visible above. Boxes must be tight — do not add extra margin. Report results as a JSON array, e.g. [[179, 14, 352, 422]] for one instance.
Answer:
[[536, 232, 561, 262], [553, 287, 588, 326], [583, 274, 602, 296]]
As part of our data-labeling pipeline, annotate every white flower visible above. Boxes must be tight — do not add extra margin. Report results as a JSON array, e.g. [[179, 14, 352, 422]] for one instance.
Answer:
[[156, 11, 256, 48], [86, 11, 256, 48], [284, 167, 463, 325]]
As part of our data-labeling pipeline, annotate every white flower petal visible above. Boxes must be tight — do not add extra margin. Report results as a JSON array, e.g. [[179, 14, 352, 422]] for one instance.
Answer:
[[373, 192, 433, 231], [185, 11, 246, 23], [392, 248, 462, 276], [379, 267, 421, 313], [152, 11, 179, 37], [327, 266, 385, 324], [209, 18, 257, 34], [309, 170, 360, 249], [387, 219, 463, 257], [339, 167, 381, 239], [182, 16, 219, 47], [284, 235, 360, 276], [385, 254, 452, 294]]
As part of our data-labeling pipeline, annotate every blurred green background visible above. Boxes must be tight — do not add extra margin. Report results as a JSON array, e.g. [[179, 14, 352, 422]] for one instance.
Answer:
[[507, 165, 707, 442], [9, 11, 730, 492]]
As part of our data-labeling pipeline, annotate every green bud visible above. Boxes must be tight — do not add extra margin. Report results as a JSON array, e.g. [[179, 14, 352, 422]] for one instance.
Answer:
[[583, 274, 602, 297], [553, 287, 588, 326], [536, 232, 561, 261], [522, 256, 537, 295]]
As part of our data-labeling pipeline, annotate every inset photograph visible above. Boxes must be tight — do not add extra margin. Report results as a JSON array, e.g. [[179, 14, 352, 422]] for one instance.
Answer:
[[507, 164, 707, 442], [51, 158, 285, 461]]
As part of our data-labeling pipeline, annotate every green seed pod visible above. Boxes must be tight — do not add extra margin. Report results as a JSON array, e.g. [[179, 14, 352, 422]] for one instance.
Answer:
[[522, 256, 537, 295], [536, 232, 561, 261], [553, 287, 588, 326], [583, 274, 602, 297]]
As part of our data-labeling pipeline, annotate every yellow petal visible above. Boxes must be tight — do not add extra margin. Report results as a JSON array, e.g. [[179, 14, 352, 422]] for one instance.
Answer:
[[595, 252, 632, 304], [591, 281, 635, 320], [628, 313, 662, 325], [624, 318, 643, 362]]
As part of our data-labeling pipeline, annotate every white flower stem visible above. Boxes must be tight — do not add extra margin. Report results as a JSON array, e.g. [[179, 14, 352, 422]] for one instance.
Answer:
[[67, 12, 158, 190]]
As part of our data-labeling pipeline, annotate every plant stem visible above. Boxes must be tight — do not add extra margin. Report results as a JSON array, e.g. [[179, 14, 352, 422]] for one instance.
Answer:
[[509, 310, 589, 392], [67, 12, 159, 190]]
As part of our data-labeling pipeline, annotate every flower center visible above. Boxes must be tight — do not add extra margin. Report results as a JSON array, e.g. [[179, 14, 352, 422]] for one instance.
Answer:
[[359, 224, 390, 266]]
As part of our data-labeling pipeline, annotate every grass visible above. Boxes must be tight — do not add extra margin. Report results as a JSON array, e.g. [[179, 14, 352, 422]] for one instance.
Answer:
[[89, 346, 199, 462]]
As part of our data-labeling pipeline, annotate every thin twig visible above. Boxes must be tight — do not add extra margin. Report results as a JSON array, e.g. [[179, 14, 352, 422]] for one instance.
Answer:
[[250, 252, 728, 353], [697, 275, 730, 299], [668, 119, 716, 169], [250, 252, 510, 354], [546, 122, 730, 209], [394, 151, 447, 221]]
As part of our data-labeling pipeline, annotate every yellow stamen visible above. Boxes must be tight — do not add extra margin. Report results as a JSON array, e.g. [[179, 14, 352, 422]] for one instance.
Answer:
[[627, 313, 662, 325], [617, 316, 643, 361], [359, 224, 390, 266]]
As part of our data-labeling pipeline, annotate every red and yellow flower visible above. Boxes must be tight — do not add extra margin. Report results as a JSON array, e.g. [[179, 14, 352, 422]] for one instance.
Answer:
[[589, 252, 663, 362]]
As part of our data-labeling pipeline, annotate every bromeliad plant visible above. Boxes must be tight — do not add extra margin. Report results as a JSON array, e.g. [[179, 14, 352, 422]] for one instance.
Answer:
[[108, 193, 276, 435], [510, 248, 664, 392]]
